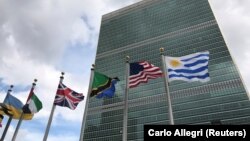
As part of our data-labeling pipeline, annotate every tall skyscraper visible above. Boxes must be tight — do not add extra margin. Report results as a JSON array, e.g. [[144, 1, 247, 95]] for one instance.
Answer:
[[83, 0, 250, 140]]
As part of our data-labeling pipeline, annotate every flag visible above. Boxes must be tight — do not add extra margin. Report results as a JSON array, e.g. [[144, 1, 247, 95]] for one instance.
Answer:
[[0, 114, 3, 127], [54, 83, 84, 110], [129, 61, 163, 88], [165, 51, 210, 82], [0, 103, 12, 116], [0, 93, 33, 120], [23, 92, 42, 114], [90, 71, 119, 98]]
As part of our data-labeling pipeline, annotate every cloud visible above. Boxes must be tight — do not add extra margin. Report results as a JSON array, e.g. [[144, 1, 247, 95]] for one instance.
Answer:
[[0, 0, 126, 65], [210, 0, 250, 96], [0, 0, 141, 140], [0, 0, 142, 85]]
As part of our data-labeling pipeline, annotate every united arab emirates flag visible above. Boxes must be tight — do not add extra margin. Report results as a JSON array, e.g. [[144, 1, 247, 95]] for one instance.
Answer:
[[23, 93, 43, 114], [90, 71, 119, 98]]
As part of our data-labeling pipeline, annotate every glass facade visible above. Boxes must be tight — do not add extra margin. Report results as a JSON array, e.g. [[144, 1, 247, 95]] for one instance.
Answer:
[[83, 0, 250, 140]]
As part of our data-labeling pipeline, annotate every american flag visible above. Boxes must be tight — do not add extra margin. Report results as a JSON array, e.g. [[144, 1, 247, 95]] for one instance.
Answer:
[[129, 61, 163, 88], [54, 83, 84, 110]]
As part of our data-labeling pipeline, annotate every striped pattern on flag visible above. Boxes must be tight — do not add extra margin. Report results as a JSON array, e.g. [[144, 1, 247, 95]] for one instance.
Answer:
[[129, 61, 163, 88], [166, 51, 210, 82]]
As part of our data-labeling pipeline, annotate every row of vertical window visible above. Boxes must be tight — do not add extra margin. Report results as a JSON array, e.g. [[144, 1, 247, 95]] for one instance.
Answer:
[[175, 107, 250, 124], [86, 89, 247, 127], [174, 100, 250, 118], [85, 105, 250, 140], [97, 24, 222, 62], [98, 19, 217, 55], [98, 1, 213, 53], [97, 20, 218, 59], [84, 94, 249, 140], [86, 92, 247, 130]]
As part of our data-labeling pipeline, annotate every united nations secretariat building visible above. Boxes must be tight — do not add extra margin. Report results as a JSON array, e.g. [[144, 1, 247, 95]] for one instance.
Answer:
[[82, 0, 250, 140]]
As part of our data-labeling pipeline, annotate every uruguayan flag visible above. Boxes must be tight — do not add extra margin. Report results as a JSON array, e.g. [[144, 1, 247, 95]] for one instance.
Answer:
[[165, 51, 210, 82]]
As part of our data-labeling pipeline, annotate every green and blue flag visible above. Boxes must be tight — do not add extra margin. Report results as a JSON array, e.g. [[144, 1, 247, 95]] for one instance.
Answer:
[[90, 71, 119, 98]]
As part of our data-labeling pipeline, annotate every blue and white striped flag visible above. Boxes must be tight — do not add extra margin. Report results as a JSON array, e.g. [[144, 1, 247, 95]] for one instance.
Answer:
[[165, 51, 210, 82]]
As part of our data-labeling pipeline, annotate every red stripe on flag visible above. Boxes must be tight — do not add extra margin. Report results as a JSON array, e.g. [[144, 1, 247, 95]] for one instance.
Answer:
[[129, 61, 163, 88]]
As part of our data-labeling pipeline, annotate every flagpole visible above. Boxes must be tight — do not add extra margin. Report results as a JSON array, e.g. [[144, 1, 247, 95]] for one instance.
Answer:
[[11, 79, 37, 141], [1, 116, 12, 141], [43, 72, 64, 141], [0, 85, 14, 141], [79, 64, 95, 141], [160, 48, 174, 125], [123, 56, 130, 141]]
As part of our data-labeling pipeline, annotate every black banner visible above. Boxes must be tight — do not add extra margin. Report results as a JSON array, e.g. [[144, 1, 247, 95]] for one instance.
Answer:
[[144, 125, 250, 141]]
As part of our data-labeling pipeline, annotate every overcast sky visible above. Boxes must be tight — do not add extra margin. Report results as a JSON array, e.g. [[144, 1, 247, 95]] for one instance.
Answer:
[[0, 0, 249, 140]]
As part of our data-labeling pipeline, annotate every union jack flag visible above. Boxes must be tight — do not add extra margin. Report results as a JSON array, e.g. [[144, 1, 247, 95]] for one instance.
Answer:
[[54, 82, 84, 110], [129, 61, 163, 88]]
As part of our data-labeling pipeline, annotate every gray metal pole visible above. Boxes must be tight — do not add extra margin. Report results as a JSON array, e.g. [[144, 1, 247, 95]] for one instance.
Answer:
[[43, 105, 56, 141], [122, 56, 130, 141], [0, 85, 14, 141], [11, 113, 24, 141], [1, 116, 13, 141], [12, 79, 37, 141], [79, 65, 95, 141], [43, 72, 64, 141], [160, 48, 174, 125]]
